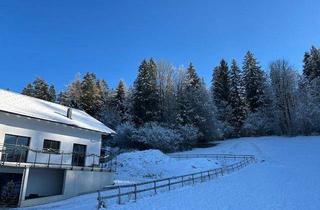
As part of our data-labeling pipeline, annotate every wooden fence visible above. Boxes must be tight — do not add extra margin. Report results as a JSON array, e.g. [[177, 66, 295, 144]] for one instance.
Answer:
[[169, 153, 255, 160], [97, 154, 256, 209]]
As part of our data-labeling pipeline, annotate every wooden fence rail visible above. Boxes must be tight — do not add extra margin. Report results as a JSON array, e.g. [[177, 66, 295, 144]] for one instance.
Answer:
[[97, 154, 256, 209]]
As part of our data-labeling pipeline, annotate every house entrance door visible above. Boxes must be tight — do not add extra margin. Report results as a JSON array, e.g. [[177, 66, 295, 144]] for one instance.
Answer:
[[72, 144, 86, 167]]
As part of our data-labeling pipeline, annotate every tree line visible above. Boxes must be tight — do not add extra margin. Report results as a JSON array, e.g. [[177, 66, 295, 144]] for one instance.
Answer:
[[21, 46, 320, 152]]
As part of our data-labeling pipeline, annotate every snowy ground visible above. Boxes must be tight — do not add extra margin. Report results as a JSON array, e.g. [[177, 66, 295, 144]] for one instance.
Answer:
[[115, 149, 221, 183], [22, 136, 320, 210]]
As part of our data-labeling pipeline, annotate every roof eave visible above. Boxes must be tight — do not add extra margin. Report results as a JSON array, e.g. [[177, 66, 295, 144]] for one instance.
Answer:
[[0, 109, 115, 135]]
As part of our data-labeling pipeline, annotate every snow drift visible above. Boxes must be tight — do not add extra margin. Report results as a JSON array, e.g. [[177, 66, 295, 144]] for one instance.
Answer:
[[116, 149, 221, 182]]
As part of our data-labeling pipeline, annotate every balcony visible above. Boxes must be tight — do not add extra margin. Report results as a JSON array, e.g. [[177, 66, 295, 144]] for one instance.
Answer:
[[0, 144, 116, 172]]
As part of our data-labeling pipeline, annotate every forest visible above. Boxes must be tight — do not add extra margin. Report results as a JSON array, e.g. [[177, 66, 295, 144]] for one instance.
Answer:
[[20, 46, 320, 152]]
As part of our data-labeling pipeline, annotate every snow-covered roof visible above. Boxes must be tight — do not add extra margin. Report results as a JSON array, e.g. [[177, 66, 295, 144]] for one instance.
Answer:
[[0, 89, 115, 134]]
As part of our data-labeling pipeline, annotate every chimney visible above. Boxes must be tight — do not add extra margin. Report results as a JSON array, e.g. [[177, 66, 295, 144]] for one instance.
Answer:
[[67, 108, 73, 119]]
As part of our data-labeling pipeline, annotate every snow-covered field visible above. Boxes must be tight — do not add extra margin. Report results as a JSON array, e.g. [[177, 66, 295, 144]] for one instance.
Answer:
[[22, 136, 320, 210]]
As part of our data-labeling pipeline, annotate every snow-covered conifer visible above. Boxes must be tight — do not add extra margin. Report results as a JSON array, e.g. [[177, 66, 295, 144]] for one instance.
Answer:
[[132, 59, 160, 125], [22, 77, 55, 102], [242, 51, 266, 112], [80, 72, 104, 118], [229, 59, 246, 136]]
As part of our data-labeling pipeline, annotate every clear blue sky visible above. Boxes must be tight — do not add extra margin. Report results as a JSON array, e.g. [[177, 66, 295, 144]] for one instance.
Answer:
[[1, 0, 320, 92]]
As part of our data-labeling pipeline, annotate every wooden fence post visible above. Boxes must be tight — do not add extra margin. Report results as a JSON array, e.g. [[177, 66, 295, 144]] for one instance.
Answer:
[[154, 181, 157, 194], [192, 174, 195, 184], [97, 191, 106, 209], [118, 186, 121, 204], [134, 184, 137, 201]]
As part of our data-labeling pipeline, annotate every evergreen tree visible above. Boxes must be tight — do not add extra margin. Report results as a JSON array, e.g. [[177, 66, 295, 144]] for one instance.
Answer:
[[22, 78, 55, 102], [242, 51, 266, 112], [297, 46, 320, 134], [58, 75, 82, 108], [113, 80, 128, 122], [177, 63, 218, 142], [196, 78, 219, 142], [57, 91, 70, 106], [212, 59, 231, 123], [32, 77, 50, 100], [163, 75, 176, 124], [99, 82, 122, 129], [175, 68, 189, 125], [48, 85, 56, 102], [22, 83, 34, 96], [97, 79, 109, 106], [185, 63, 201, 90], [80, 73, 104, 118], [303, 46, 320, 81], [229, 59, 246, 135], [176, 63, 201, 125], [132, 59, 160, 125]]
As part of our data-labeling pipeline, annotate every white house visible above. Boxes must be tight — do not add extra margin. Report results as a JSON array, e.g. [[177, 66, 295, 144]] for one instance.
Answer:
[[0, 89, 116, 208]]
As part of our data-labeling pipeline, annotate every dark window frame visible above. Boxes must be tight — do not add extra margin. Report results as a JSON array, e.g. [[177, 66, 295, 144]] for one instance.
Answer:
[[2, 134, 30, 163], [3, 134, 30, 146], [43, 139, 61, 154]]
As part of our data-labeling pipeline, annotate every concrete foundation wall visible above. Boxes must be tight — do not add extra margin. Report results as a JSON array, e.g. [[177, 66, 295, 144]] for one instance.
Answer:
[[26, 168, 64, 198], [63, 170, 114, 195], [19, 169, 114, 207]]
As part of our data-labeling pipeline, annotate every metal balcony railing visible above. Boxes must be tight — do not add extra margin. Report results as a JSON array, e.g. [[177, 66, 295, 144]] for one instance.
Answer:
[[0, 144, 117, 172]]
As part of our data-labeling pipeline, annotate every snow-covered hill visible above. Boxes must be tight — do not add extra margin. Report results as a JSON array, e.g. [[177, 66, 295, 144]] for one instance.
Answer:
[[22, 136, 320, 210], [116, 149, 221, 182]]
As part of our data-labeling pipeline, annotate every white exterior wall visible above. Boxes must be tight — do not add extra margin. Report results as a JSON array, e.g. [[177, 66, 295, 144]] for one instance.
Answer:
[[0, 112, 102, 166]]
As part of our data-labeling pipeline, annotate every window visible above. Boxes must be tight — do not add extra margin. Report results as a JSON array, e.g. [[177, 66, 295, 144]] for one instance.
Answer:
[[2, 134, 30, 163], [43, 140, 60, 153]]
